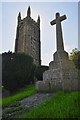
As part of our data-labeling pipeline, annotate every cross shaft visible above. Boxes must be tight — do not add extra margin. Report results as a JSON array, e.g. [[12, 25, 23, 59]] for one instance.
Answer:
[[50, 13, 67, 51]]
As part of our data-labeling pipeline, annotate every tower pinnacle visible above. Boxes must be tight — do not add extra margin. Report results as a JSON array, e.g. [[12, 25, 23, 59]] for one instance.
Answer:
[[27, 6, 31, 17], [37, 15, 40, 24], [18, 12, 21, 22]]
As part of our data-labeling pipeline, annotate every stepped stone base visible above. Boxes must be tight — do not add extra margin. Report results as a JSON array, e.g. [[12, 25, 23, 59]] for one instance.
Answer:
[[36, 51, 79, 92]]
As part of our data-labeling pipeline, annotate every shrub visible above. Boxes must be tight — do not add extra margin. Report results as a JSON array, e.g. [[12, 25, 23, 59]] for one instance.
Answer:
[[69, 48, 80, 69], [2, 52, 36, 92]]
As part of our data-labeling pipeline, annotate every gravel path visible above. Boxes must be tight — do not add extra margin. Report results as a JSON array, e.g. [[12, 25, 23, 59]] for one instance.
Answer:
[[3, 93, 55, 119], [20, 93, 55, 109]]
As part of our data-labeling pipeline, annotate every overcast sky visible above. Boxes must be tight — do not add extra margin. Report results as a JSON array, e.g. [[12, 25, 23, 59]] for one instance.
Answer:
[[0, 1, 79, 65]]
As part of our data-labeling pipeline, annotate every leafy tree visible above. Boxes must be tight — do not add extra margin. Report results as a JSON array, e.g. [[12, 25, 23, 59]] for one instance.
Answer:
[[69, 48, 80, 69], [2, 52, 36, 92]]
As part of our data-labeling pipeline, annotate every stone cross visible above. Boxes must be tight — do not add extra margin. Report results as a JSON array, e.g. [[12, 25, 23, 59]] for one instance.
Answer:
[[50, 12, 67, 51]]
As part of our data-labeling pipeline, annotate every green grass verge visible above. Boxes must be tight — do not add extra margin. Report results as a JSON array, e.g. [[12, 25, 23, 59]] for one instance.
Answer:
[[2, 84, 36, 107], [21, 91, 80, 118]]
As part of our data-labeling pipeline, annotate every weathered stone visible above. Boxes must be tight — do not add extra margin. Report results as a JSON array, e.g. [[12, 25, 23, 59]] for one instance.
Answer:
[[36, 12, 78, 92], [36, 81, 50, 92], [15, 6, 41, 66]]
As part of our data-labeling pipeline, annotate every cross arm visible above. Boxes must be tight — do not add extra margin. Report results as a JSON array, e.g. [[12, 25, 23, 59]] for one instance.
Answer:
[[60, 15, 67, 22], [50, 19, 56, 25], [50, 14, 67, 26]]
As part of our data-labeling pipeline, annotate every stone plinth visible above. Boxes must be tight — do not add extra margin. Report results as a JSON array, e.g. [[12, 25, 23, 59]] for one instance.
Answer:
[[36, 51, 78, 92]]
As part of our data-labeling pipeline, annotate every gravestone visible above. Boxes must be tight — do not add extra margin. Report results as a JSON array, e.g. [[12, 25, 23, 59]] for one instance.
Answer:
[[36, 12, 78, 92]]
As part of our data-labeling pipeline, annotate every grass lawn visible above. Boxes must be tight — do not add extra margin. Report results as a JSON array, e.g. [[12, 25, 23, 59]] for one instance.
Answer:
[[2, 84, 36, 107], [21, 91, 80, 119]]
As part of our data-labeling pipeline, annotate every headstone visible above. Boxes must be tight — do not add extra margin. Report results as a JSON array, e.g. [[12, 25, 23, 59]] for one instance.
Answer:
[[36, 12, 78, 92]]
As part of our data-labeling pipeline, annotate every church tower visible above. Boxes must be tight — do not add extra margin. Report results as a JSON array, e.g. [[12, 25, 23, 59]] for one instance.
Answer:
[[15, 6, 41, 66]]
